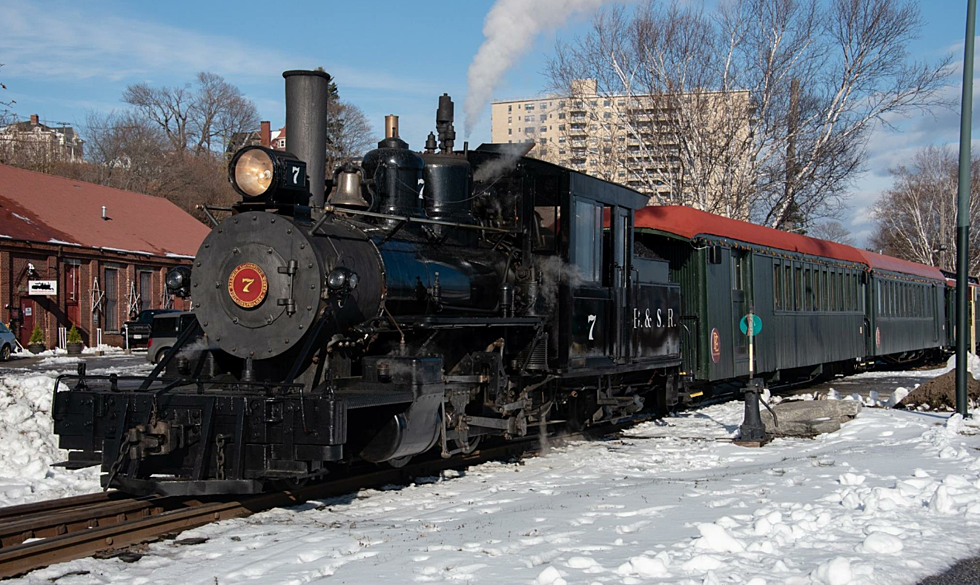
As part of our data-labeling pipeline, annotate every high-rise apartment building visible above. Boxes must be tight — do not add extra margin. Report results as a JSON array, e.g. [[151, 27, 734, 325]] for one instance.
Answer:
[[490, 80, 752, 218]]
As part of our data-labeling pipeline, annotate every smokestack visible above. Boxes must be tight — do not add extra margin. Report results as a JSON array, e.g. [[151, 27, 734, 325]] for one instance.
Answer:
[[259, 121, 271, 148], [283, 70, 331, 207], [101, 206, 107, 220], [385, 115, 399, 139], [29, 114, 38, 125]]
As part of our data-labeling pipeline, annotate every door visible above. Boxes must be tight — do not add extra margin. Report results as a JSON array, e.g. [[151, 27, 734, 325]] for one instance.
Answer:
[[65, 263, 80, 327], [731, 250, 752, 369], [612, 207, 630, 361], [19, 298, 34, 346]]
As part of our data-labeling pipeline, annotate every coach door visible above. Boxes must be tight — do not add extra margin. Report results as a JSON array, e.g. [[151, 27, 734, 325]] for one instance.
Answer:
[[731, 250, 752, 373]]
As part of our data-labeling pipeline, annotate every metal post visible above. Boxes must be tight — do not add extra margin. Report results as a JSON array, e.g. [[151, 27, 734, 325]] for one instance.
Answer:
[[956, 0, 977, 418], [738, 311, 767, 444]]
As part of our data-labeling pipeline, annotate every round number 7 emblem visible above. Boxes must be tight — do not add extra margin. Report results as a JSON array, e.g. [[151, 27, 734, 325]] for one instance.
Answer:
[[228, 262, 268, 309]]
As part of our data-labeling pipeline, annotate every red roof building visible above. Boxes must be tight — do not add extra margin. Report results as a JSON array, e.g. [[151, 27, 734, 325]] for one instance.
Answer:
[[0, 164, 209, 349]]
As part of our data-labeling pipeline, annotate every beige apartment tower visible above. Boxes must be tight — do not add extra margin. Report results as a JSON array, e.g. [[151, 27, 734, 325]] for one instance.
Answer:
[[490, 80, 752, 218]]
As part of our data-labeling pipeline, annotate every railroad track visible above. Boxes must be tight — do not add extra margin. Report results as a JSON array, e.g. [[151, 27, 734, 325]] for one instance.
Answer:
[[0, 416, 654, 579]]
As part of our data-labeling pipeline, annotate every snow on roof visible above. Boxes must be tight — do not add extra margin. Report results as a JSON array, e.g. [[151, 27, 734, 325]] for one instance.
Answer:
[[0, 163, 209, 258]]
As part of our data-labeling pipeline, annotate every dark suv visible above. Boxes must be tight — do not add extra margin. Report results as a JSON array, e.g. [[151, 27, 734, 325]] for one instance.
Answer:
[[124, 309, 181, 348], [146, 312, 200, 364]]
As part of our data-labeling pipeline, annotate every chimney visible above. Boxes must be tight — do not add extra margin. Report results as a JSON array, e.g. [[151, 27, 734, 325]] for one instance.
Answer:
[[283, 70, 331, 208], [101, 206, 107, 220], [29, 114, 39, 125], [260, 121, 271, 148]]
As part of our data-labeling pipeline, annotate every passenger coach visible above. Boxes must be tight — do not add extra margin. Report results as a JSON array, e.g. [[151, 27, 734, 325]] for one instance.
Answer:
[[633, 206, 949, 392]]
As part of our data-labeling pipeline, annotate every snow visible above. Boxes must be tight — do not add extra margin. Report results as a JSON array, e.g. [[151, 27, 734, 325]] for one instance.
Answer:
[[0, 363, 149, 506], [5, 368, 980, 584], [47, 238, 81, 246], [165, 252, 195, 259], [0, 373, 98, 505]]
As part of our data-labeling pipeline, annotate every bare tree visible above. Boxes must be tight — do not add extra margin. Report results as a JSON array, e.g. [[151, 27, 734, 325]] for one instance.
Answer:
[[870, 146, 980, 273], [84, 110, 167, 193], [548, 0, 951, 226], [809, 220, 854, 246], [123, 72, 259, 156], [325, 101, 376, 171], [0, 64, 13, 126]]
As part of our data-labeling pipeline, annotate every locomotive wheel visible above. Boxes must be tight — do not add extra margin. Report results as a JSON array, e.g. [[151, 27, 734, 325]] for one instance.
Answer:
[[388, 456, 412, 468], [455, 435, 481, 455], [274, 477, 309, 491]]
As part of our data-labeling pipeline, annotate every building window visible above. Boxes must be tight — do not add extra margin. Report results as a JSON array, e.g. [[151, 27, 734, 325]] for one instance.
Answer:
[[540, 102, 548, 109], [104, 268, 119, 332], [539, 138, 547, 145], [526, 104, 535, 111], [508, 129, 512, 135], [603, 112, 612, 119], [617, 100, 625, 106], [559, 101, 565, 107], [540, 126, 547, 132], [540, 114, 547, 122], [525, 115, 534, 122], [508, 116, 512, 124], [508, 105, 512, 112], [139, 271, 153, 312], [603, 99, 611, 107]]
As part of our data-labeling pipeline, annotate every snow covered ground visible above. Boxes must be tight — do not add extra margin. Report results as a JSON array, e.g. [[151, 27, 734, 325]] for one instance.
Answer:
[[3, 366, 979, 585]]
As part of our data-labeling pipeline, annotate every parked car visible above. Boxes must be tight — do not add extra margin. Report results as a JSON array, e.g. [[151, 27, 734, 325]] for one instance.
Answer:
[[0, 323, 17, 360], [124, 309, 181, 348], [146, 312, 200, 364]]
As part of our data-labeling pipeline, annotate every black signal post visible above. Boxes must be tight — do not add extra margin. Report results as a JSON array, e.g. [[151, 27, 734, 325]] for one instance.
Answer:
[[956, 0, 977, 418]]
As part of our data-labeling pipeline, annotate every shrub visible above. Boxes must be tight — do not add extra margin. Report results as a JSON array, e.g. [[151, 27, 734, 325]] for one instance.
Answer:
[[67, 325, 82, 344], [28, 325, 43, 345]]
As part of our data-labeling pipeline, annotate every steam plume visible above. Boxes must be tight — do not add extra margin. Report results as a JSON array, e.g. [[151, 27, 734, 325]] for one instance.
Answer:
[[463, 0, 609, 137]]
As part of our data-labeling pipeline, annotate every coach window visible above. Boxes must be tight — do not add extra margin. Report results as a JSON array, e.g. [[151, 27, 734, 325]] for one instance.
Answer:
[[774, 262, 782, 310], [803, 266, 813, 311], [829, 270, 837, 311], [785, 264, 793, 310], [795, 265, 803, 311], [573, 198, 603, 283]]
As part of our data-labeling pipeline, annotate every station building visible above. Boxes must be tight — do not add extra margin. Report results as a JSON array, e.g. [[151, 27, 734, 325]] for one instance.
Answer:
[[0, 164, 209, 349]]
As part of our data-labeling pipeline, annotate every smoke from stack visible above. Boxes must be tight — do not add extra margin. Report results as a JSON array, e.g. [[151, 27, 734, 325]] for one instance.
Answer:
[[472, 142, 530, 182], [463, 0, 610, 137]]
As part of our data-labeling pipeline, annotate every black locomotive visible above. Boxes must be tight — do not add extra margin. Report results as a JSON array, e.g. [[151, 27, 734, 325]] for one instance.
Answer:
[[52, 70, 682, 495]]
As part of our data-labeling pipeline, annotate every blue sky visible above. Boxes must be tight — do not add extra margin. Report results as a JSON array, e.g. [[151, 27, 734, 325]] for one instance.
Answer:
[[0, 0, 974, 245]]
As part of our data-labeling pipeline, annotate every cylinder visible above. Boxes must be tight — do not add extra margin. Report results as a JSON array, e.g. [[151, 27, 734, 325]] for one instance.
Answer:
[[283, 70, 331, 207]]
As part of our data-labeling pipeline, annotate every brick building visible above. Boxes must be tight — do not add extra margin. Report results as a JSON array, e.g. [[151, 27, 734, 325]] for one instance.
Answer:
[[0, 164, 210, 349]]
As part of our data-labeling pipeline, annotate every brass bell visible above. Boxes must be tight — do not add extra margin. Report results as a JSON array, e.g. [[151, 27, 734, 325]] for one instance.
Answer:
[[328, 165, 369, 209]]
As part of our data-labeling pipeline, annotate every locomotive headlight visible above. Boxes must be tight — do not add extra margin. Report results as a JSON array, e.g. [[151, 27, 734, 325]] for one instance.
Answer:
[[233, 149, 275, 197], [228, 145, 309, 204]]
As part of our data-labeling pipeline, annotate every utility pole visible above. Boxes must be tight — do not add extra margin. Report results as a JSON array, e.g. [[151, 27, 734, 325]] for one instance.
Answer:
[[955, 0, 977, 418]]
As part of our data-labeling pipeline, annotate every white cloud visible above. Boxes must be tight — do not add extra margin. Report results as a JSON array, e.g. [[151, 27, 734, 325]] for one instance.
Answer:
[[0, 0, 436, 94]]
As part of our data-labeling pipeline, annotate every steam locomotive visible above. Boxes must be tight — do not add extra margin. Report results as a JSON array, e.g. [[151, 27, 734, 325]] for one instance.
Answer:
[[54, 70, 974, 495], [52, 71, 682, 495]]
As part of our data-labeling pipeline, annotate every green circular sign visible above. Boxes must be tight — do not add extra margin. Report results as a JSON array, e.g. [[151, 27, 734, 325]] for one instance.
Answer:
[[740, 314, 763, 336]]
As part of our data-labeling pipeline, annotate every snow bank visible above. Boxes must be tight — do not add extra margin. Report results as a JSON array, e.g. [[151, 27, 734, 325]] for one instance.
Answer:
[[0, 373, 98, 506]]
